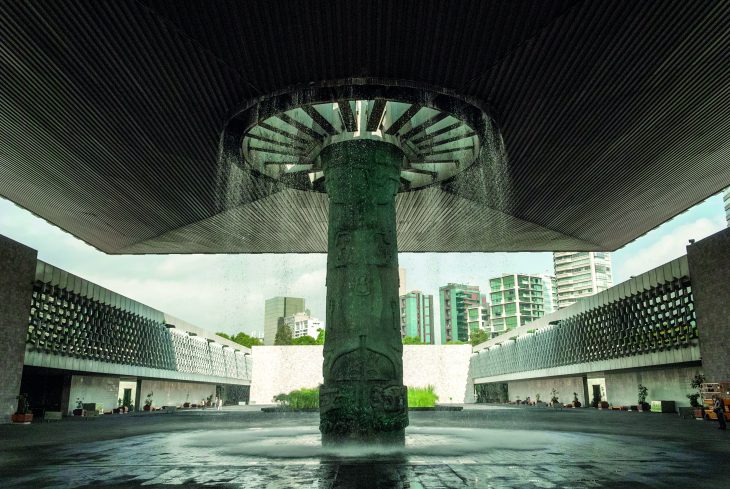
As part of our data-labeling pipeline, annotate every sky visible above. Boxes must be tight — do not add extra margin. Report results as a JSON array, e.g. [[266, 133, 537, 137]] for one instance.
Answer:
[[0, 193, 726, 337]]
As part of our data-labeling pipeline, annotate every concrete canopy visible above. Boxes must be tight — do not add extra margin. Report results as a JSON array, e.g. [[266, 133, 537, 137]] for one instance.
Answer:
[[1, 0, 729, 254]]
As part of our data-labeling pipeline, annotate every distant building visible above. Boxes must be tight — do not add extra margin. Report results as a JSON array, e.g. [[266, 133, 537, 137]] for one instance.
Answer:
[[439, 283, 481, 343], [284, 312, 324, 340], [466, 294, 490, 339], [724, 188, 730, 226], [398, 268, 407, 297], [553, 252, 613, 309], [488, 274, 545, 337], [539, 274, 557, 314], [263, 296, 305, 345], [400, 290, 435, 344]]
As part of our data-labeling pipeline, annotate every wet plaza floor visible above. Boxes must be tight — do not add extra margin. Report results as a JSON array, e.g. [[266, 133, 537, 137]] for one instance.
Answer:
[[1, 406, 728, 488]]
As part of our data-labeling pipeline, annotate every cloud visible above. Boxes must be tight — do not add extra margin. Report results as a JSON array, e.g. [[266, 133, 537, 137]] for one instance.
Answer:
[[615, 216, 726, 281]]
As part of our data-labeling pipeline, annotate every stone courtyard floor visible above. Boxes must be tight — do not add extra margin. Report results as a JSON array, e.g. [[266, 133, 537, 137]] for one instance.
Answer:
[[1, 405, 728, 488]]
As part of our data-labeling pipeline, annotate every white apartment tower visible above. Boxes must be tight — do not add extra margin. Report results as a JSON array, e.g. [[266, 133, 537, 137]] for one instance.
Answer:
[[553, 252, 613, 309]]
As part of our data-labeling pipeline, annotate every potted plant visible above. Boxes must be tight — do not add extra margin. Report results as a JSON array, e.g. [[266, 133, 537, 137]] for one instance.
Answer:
[[143, 392, 153, 411], [550, 388, 559, 406], [689, 373, 706, 419], [73, 398, 85, 416], [637, 384, 650, 411], [572, 392, 582, 408], [11, 393, 33, 424]]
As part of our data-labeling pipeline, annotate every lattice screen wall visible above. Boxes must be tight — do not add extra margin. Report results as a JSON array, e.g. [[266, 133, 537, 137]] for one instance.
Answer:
[[472, 275, 696, 378], [26, 261, 250, 381]]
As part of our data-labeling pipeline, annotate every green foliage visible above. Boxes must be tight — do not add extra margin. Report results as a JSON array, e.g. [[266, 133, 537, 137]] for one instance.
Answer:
[[469, 329, 489, 346], [408, 385, 439, 407], [273, 387, 319, 409], [274, 322, 293, 345], [315, 328, 325, 345], [690, 373, 705, 391], [216, 331, 262, 348], [402, 335, 425, 344], [446, 340, 466, 345], [550, 388, 559, 404], [638, 384, 648, 404], [687, 393, 701, 408], [292, 335, 318, 345]]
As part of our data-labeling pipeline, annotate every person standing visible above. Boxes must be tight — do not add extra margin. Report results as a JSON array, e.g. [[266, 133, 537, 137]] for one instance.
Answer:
[[714, 396, 726, 430], [217, 396, 223, 411]]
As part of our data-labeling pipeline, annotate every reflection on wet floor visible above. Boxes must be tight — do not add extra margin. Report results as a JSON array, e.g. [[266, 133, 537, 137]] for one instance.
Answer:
[[0, 423, 717, 488]]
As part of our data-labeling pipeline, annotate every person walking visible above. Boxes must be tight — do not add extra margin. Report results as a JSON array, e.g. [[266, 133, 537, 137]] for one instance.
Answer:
[[217, 396, 223, 411], [714, 396, 726, 430]]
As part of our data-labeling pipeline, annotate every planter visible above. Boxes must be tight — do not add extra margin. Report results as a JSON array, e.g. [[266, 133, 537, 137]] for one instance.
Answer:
[[143, 404, 152, 411], [693, 408, 705, 419], [183, 402, 190, 408], [637, 402, 651, 412], [599, 401, 609, 409], [573, 401, 582, 408], [11, 413, 33, 424], [73, 408, 85, 416]]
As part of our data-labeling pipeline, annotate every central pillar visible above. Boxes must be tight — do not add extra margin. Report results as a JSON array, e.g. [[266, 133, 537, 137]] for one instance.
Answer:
[[319, 139, 408, 443]]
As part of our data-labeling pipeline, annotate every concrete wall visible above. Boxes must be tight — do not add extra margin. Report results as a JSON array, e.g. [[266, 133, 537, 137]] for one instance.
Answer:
[[68, 375, 120, 413], [402, 344, 472, 404], [604, 365, 702, 408], [139, 379, 215, 408], [249, 345, 473, 405], [687, 227, 730, 383], [0, 235, 37, 422], [508, 377, 587, 405]]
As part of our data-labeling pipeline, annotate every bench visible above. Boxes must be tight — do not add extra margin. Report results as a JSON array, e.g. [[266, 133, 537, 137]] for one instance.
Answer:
[[44, 411, 62, 422]]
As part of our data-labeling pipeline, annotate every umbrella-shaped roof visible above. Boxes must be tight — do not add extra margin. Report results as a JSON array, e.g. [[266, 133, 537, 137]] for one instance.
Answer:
[[1, 0, 729, 253]]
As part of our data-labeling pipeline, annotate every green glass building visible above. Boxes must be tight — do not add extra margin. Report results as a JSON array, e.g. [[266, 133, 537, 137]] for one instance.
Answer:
[[400, 291, 434, 344], [439, 283, 481, 344], [489, 274, 545, 338], [263, 296, 305, 345]]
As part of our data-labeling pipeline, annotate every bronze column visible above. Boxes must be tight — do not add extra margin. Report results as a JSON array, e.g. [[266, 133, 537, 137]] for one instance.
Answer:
[[319, 139, 408, 443]]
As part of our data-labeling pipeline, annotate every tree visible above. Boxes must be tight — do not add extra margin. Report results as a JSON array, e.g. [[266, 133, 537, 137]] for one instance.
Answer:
[[315, 328, 325, 345], [402, 335, 424, 345], [292, 335, 318, 345], [216, 331, 262, 348], [274, 321, 293, 345], [469, 329, 489, 346]]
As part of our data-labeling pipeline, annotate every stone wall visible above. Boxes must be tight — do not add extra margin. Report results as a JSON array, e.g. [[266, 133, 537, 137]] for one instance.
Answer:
[[249, 344, 473, 405], [687, 227, 730, 383], [604, 365, 702, 408], [508, 377, 587, 405], [0, 235, 37, 422], [139, 379, 216, 408], [68, 375, 120, 413]]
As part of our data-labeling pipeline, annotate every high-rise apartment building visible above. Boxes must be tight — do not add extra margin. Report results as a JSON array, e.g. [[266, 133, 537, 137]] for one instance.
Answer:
[[553, 252, 613, 309], [466, 294, 490, 337], [724, 188, 730, 226], [488, 274, 545, 337], [439, 283, 481, 343], [398, 268, 407, 297], [284, 312, 324, 340], [400, 290, 435, 344], [263, 296, 305, 345], [539, 274, 557, 314]]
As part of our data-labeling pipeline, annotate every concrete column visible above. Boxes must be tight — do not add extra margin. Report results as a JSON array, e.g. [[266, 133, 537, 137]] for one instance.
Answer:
[[687, 227, 730, 383], [0, 235, 37, 423], [320, 140, 408, 443]]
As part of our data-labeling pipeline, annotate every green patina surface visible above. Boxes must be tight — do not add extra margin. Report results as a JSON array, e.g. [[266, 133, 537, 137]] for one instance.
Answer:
[[319, 139, 408, 443]]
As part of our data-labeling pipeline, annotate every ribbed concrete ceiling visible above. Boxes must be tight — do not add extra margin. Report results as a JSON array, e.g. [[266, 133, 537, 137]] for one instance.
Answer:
[[1, 0, 729, 253]]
